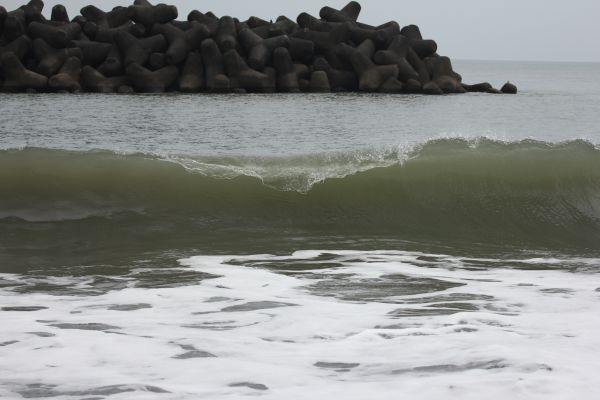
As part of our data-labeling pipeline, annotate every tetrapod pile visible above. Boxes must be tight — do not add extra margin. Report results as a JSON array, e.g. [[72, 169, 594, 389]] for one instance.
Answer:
[[0, 0, 518, 94]]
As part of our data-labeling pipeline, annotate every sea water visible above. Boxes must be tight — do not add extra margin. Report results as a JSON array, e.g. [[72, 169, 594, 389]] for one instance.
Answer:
[[0, 60, 599, 399]]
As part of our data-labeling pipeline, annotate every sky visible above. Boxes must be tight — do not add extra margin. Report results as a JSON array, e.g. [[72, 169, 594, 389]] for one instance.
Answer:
[[4, 0, 599, 62]]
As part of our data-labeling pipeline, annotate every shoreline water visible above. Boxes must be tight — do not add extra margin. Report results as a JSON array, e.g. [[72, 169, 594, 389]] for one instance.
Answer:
[[1, 250, 599, 399]]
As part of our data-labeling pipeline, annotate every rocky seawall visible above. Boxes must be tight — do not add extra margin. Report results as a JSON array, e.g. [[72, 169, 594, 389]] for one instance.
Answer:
[[0, 0, 517, 94]]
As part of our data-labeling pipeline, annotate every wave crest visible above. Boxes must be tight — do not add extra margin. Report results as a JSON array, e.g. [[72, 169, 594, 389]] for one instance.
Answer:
[[1, 138, 600, 252]]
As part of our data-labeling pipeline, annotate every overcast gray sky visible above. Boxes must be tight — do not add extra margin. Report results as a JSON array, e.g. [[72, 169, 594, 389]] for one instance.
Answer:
[[4, 0, 599, 62]]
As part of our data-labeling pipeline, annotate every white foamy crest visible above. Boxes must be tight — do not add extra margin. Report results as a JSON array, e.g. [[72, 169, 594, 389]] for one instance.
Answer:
[[165, 147, 406, 193]]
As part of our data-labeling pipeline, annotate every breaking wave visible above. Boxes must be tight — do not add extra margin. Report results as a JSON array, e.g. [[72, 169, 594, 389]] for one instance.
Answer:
[[2, 137, 600, 263]]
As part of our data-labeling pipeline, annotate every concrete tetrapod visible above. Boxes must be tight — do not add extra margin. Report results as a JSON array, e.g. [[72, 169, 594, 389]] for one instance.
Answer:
[[313, 57, 357, 91], [33, 38, 83, 77], [239, 28, 290, 71], [115, 30, 167, 66], [0, 35, 31, 61], [379, 76, 404, 93], [128, 3, 178, 27], [320, 2, 362, 23], [1, 51, 47, 91], [223, 48, 272, 92], [291, 23, 350, 54], [346, 21, 399, 47], [70, 40, 112, 68], [406, 47, 430, 84], [91, 21, 145, 43], [178, 51, 204, 92], [2, 16, 25, 43], [273, 47, 300, 92], [403, 78, 422, 93], [148, 52, 166, 70], [309, 70, 330, 92], [51, 5, 69, 23], [152, 22, 210, 65], [80, 5, 130, 29], [187, 10, 218, 35], [400, 24, 438, 59], [269, 16, 298, 36], [27, 21, 82, 48], [20, 0, 44, 24], [462, 82, 494, 93], [97, 44, 123, 76], [501, 81, 517, 94], [216, 16, 237, 53], [431, 56, 461, 93], [200, 38, 230, 92], [0, 7, 7, 34], [125, 62, 178, 92], [49, 56, 82, 92], [339, 40, 399, 92], [246, 16, 270, 29], [81, 65, 129, 93], [288, 37, 314, 63], [297, 13, 337, 32], [374, 35, 420, 82]]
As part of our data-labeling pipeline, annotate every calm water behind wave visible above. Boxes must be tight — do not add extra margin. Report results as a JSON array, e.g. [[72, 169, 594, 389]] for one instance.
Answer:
[[1, 61, 599, 156]]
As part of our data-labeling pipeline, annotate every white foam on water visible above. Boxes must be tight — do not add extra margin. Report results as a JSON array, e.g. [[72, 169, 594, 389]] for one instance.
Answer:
[[0, 250, 599, 399]]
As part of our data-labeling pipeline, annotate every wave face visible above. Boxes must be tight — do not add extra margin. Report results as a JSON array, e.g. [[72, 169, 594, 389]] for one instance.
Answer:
[[2, 138, 600, 269]]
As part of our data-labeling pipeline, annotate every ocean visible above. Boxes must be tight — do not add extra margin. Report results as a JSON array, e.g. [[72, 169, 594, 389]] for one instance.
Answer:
[[1, 60, 599, 399]]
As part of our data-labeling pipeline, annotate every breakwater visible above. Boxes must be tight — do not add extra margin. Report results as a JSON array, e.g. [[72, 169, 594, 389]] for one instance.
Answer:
[[0, 1, 517, 94]]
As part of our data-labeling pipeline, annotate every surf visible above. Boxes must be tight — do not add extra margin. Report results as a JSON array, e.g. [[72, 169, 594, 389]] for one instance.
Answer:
[[1, 137, 600, 270]]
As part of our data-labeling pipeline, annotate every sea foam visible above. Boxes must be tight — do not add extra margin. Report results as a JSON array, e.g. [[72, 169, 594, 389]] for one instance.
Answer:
[[0, 250, 599, 399]]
